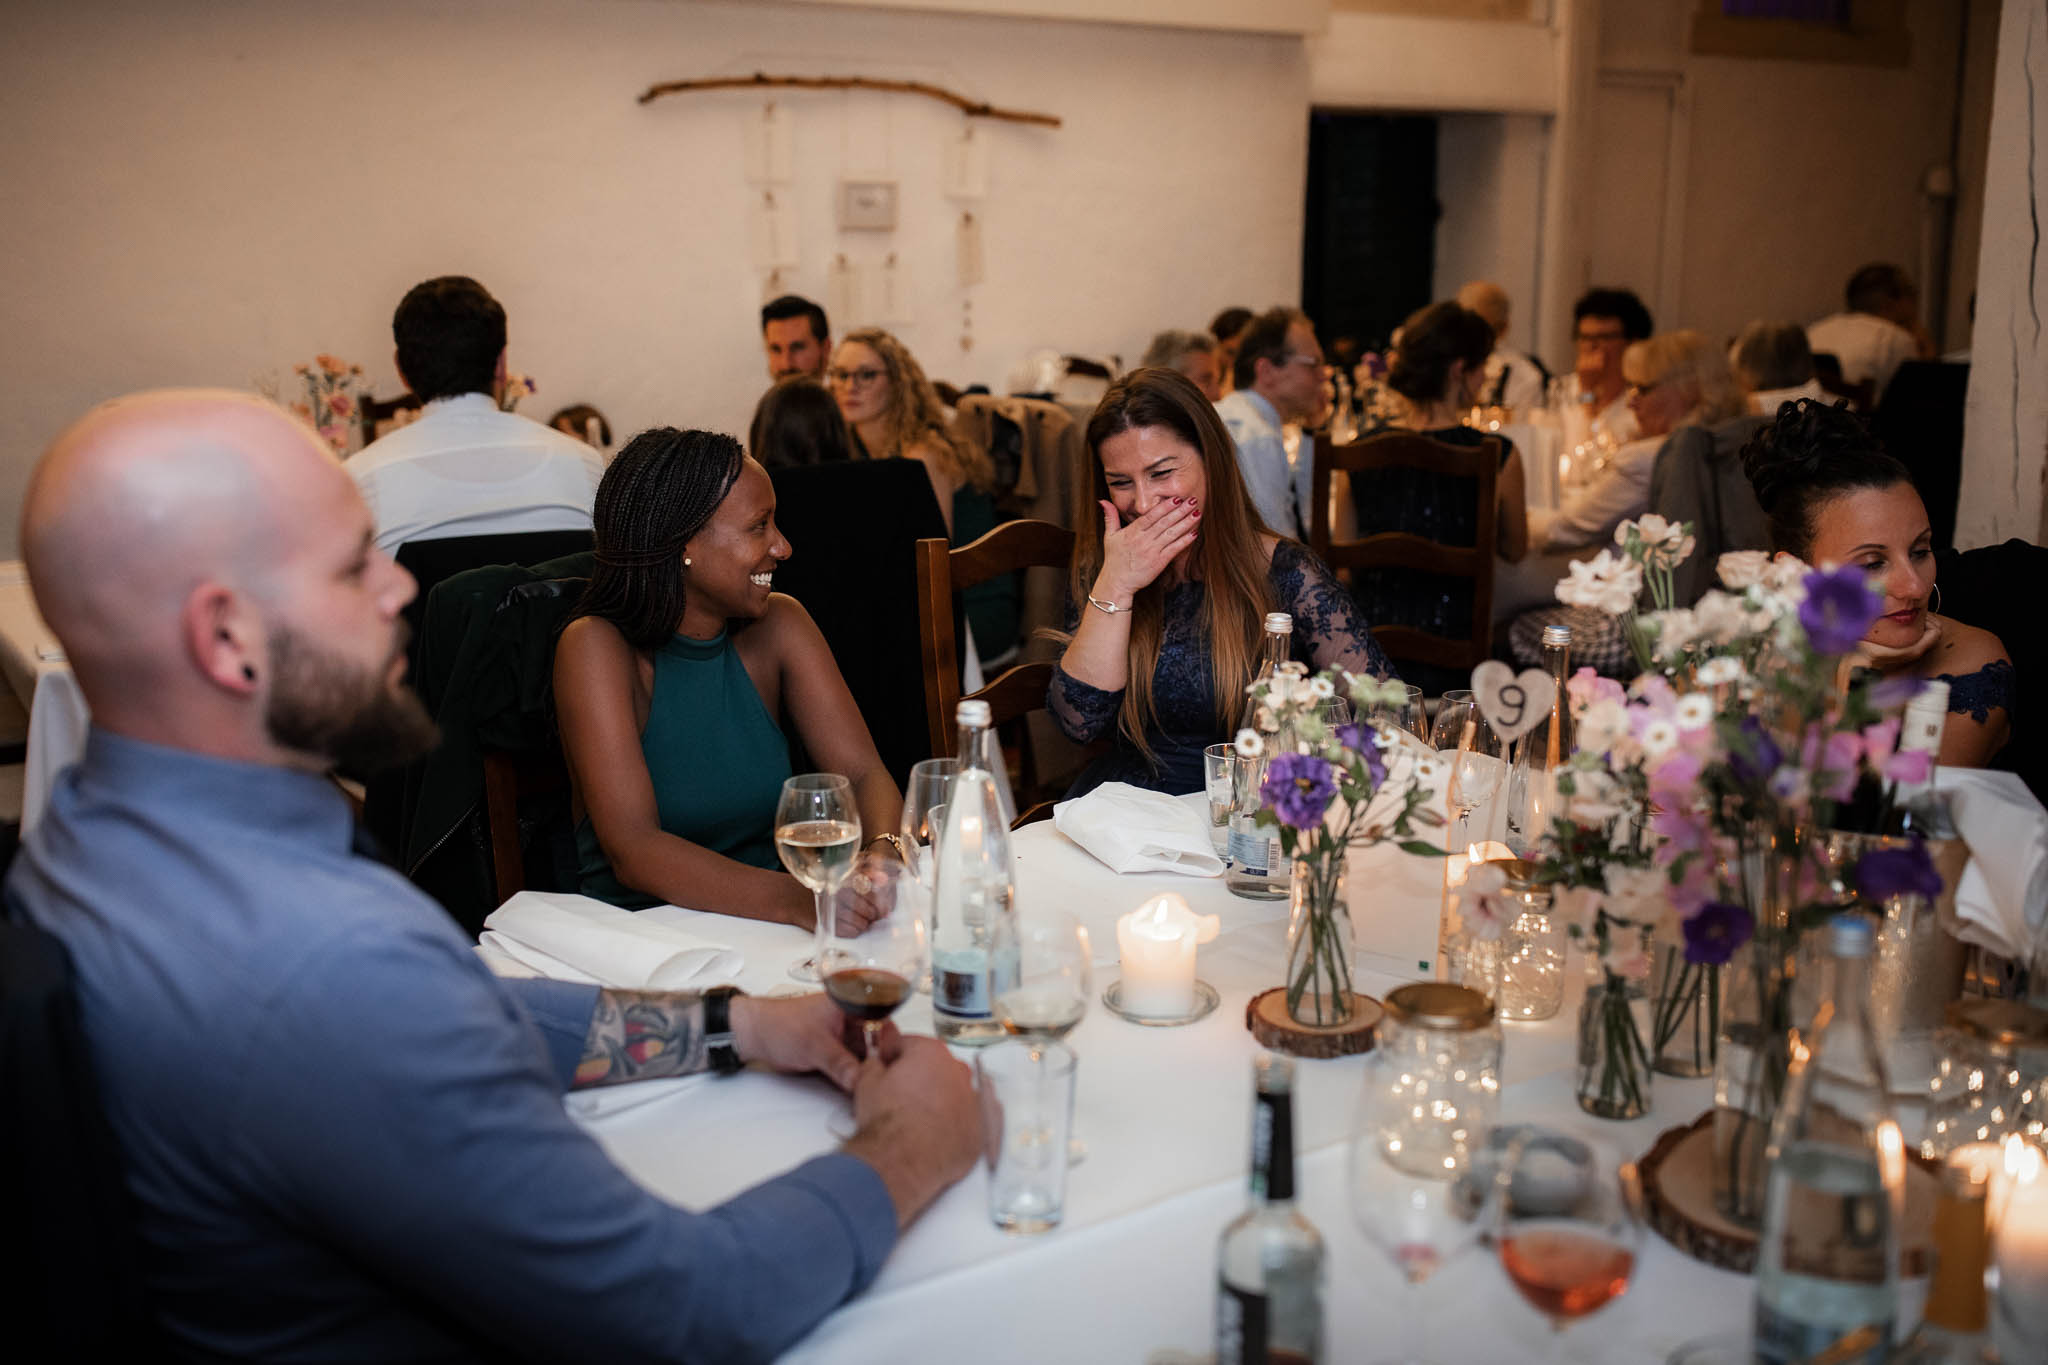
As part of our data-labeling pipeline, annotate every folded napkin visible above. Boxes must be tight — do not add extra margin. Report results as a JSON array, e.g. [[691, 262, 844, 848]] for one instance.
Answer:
[[1053, 782, 1225, 877], [480, 891, 743, 990], [1940, 768, 2048, 961]]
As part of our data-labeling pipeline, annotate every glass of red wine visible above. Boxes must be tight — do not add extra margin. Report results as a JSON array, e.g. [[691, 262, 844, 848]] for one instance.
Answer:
[[819, 866, 924, 1138], [1491, 1127, 1643, 1360]]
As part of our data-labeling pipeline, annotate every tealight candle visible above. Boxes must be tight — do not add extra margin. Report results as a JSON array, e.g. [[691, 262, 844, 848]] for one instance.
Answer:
[[1115, 894, 1219, 1018]]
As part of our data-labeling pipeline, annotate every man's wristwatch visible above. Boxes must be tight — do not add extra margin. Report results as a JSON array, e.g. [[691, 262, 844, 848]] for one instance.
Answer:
[[703, 986, 745, 1075]]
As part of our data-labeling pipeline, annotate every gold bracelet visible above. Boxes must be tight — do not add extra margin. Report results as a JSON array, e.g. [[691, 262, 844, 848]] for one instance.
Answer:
[[866, 832, 909, 863]]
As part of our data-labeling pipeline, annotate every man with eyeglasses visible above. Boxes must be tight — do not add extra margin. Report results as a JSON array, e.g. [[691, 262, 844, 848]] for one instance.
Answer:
[[1214, 306, 1330, 539], [1561, 287, 1653, 456]]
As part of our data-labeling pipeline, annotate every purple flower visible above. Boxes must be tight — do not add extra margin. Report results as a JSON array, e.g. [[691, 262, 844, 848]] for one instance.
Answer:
[[1866, 674, 1928, 711], [1682, 901, 1755, 966], [1798, 565, 1884, 654], [1334, 722, 1389, 787], [1262, 752, 1337, 831], [1727, 715, 1784, 787], [1855, 840, 1942, 903]]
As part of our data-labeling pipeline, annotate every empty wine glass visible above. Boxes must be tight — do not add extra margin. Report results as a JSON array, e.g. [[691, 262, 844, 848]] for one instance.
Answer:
[[821, 865, 924, 1137], [901, 759, 957, 992], [1493, 1128, 1644, 1360], [1433, 700, 1506, 849], [1369, 683, 1428, 744], [1348, 1041, 1493, 1365], [775, 773, 861, 982], [995, 912, 1093, 1162]]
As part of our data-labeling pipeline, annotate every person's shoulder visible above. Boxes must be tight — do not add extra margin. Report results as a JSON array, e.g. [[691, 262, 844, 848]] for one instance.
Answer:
[[556, 614, 635, 671], [1928, 615, 2010, 675], [754, 592, 825, 645]]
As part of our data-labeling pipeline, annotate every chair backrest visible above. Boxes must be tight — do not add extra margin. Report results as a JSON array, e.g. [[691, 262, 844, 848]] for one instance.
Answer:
[[916, 520, 1075, 823], [1873, 359, 1969, 549], [0, 918, 164, 1357], [1310, 430, 1500, 675], [481, 746, 571, 903], [394, 529, 596, 651], [769, 459, 949, 788]]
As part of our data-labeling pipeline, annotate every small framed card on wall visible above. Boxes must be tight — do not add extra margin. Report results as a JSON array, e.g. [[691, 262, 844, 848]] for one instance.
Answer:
[[837, 178, 898, 231]]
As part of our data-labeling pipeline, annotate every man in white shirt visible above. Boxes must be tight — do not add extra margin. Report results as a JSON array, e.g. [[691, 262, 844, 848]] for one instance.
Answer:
[[1805, 262, 1933, 404], [1215, 307, 1329, 539], [1559, 287, 1652, 455], [1455, 280, 1547, 415], [761, 294, 832, 382], [348, 277, 604, 556]]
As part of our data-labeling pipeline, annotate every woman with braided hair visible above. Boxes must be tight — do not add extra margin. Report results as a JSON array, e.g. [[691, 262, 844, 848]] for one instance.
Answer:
[[555, 427, 903, 927]]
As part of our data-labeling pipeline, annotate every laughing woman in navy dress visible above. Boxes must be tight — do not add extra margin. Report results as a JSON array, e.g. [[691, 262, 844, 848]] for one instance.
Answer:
[[1049, 367, 1397, 796], [1743, 398, 2013, 767]]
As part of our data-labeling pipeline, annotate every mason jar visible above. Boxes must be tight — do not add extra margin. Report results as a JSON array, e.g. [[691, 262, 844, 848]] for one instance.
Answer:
[[1373, 983, 1504, 1179]]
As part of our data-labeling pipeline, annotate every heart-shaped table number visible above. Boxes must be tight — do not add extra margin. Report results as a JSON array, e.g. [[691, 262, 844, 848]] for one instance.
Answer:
[[1469, 661, 1555, 744]]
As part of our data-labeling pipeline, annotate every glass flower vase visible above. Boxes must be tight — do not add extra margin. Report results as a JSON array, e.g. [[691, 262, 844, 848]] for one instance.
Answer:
[[1650, 935, 1720, 1078], [1576, 975, 1652, 1120], [1285, 854, 1355, 1027]]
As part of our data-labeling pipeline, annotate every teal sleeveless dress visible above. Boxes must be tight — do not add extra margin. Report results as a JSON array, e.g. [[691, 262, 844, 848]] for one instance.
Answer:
[[575, 629, 794, 909]]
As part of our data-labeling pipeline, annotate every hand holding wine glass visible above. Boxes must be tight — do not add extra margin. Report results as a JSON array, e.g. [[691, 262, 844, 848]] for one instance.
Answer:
[[820, 864, 924, 1137], [776, 773, 861, 983], [1492, 1128, 1643, 1359]]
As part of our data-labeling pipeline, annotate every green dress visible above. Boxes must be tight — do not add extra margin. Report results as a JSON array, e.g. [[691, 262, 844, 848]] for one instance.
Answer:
[[575, 629, 793, 908]]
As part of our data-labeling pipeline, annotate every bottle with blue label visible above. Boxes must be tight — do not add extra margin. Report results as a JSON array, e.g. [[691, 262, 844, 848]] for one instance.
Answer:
[[930, 699, 1017, 1045]]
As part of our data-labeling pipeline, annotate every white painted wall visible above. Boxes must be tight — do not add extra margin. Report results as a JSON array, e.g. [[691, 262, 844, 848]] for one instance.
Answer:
[[787, 0, 1330, 36], [1434, 113, 1552, 357], [1957, 0, 2048, 548], [0, 0, 1308, 557]]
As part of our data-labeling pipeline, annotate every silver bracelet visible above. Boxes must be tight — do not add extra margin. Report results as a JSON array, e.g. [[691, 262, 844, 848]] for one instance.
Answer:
[[1086, 593, 1129, 616]]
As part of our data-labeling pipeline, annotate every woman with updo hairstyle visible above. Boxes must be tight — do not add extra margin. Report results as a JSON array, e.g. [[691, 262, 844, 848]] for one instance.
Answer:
[[554, 427, 902, 926], [1742, 398, 2012, 768], [748, 375, 855, 470], [1346, 301, 1529, 689], [1050, 367, 1395, 796]]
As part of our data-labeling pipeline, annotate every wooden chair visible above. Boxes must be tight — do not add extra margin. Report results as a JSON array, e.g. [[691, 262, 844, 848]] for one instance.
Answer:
[[916, 520, 1076, 827], [1309, 430, 1501, 682], [482, 746, 571, 902]]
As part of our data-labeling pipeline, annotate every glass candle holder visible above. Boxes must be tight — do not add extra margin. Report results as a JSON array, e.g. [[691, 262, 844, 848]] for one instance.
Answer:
[[1923, 998, 2048, 1161], [1374, 983, 1503, 1179], [1496, 866, 1564, 1022]]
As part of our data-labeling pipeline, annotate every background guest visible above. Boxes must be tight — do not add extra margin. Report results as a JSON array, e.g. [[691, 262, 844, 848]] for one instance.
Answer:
[[555, 428, 902, 923], [1209, 305, 1254, 396], [1140, 328, 1224, 402], [1730, 321, 1831, 415], [1455, 279, 1548, 413], [1050, 368, 1393, 796], [1806, 262, 1934, 404], [1215, 306, 1330, 541], [761, 293, 832, 382], [1744, 399, 2011, 767], [749, 375, 856, 470], [1350, 302, 1529, 673], [1560, 287, 1653, 453], [550, 402, 613, 450], [347, 275, 603, 555]]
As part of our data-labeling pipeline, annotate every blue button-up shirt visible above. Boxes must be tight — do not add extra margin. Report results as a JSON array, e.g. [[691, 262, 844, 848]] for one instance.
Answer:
[[1216, 388, 1311, 539], [6, 729, 895, 1363]]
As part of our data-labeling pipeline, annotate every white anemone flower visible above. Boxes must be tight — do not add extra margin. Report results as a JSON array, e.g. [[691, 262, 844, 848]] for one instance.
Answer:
[[1674, 694, 1714, 732], [1234, 729, 1264, 759]]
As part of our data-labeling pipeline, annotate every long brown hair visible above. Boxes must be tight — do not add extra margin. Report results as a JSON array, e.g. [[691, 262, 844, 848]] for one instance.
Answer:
[[1072, 367, 1276, 768], [838, 327, 994, 492]]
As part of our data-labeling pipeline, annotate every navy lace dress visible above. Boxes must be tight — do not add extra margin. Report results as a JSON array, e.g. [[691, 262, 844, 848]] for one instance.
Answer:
[[1937, 658, 2016, 728], [1047, 541, 1397, 796]]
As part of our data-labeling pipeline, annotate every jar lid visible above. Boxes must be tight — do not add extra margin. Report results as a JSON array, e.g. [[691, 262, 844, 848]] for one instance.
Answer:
[[1489, 858, 1546, 892], [1946, 997, 2048, 1048], [1385, 982, 1496, 1031]]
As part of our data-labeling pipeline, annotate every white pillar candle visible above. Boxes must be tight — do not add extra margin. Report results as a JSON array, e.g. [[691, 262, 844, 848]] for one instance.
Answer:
[[1115, 894, 1217, 1018], [1995, 1138, 2048, 1352]]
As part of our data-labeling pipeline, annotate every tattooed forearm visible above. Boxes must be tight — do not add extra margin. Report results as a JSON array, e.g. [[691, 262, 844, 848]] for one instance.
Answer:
[[571, 990, 708, 1089]]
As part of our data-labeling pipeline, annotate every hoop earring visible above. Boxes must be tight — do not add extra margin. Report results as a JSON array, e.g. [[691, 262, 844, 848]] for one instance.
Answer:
[[1928, 583, 1941, 617]]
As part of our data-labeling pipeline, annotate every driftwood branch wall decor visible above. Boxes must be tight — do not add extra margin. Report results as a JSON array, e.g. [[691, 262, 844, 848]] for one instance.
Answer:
[[638, 72, 1060, 129]]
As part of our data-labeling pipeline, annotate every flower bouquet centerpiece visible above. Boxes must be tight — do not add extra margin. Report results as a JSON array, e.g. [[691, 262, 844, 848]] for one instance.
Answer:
[[260, 354, 373, 457], [1237, 666, 1442, 1029], [499, 372, 537, 412], [1541, 527, 1946, 1200]]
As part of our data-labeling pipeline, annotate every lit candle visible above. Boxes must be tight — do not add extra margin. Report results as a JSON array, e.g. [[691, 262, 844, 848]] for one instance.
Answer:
[[1995, 1137, 2048, 1351], [1115, 894, 1218, 1018]]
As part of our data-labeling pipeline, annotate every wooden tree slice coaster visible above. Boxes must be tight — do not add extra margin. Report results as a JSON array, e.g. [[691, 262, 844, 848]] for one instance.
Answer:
[[1245, 988, 1382, 1058], [1640, 1111, 1940, 1276]]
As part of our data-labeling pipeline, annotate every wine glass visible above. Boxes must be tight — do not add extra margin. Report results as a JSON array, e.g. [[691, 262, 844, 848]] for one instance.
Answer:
[[1347, 1044, 1492, 1365], [820, 867, 924, 1138], [1492, 1128, 1643, 1359], [775, 773, 861, 982], [1432, 699, 1505, 850], [995, 913, 1093, 1161], [1368, 683, 1428, 745], [901, 759, 957, 994]]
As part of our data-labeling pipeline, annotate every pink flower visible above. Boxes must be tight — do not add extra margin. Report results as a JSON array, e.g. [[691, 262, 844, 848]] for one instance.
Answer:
[[1602, 939, 1653, 982], [1629, 674, 1678, 717], [327, 392, 355, 417], [1667, 859, 1717, 919], [1648, 750, 1703, 804], [1862, 718, 1901, 765], [1885, 748, 1933, 786], [1819, 730, 1863, 801], [1461, 863, 1513, 942], [1568, 667, 1625, 717], [1651, 804, 1708, 855], [1552, 884, 1605, 939]]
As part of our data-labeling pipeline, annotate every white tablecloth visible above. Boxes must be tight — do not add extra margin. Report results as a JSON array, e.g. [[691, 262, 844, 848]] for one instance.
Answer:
[[570, 789, 1758, 1364], [0, 564, 88, 832]]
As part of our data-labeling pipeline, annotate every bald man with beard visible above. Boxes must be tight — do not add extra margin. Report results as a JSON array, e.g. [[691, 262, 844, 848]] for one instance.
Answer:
[[5, 390, 980, 1363]]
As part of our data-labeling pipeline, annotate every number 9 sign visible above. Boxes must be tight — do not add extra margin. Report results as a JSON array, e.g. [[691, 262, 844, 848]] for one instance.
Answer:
[[1470, 661, 1554, 743]]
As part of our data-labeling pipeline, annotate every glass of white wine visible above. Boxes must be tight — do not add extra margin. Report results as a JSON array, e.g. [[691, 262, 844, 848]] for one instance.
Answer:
[[995, 912, 1093, 1161], [775, 772, 861, 983]]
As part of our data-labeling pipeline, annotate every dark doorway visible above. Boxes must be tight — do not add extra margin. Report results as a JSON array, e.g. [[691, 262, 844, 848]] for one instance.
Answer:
[[1303, 111, 1439, 360]]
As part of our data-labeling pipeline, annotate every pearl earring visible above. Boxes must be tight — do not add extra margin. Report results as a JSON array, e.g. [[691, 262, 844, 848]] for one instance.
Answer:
[[684, 556, 692, 567]]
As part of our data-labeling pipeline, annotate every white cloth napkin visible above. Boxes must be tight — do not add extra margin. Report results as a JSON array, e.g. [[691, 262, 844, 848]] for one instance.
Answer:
[[1053, 782, 1225, 877], [1940, 769, 2048, 961], [480, 891, 743, 989]]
